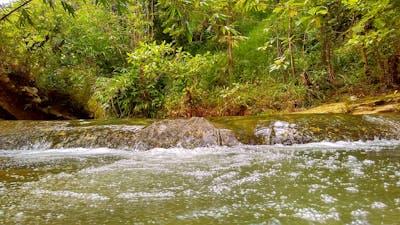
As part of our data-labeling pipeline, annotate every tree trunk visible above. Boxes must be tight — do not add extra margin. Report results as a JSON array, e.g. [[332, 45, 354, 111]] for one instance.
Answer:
[[376, 48, 387, 86], [326, 40, 335, 81], [227, 34, 234, 75], [275, 0, 282, 58], [320, 24, 335, 82], [320, 25, 327, 67], [226, 1, 234, 77], [150, 0, 155, 40], [288, 6, 296, 78], [361, 42, 370, 82], [388, 47, 400, 85]]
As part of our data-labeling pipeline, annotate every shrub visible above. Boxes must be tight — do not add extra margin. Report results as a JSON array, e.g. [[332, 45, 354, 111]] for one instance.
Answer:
[[92, 41, 224, 118]]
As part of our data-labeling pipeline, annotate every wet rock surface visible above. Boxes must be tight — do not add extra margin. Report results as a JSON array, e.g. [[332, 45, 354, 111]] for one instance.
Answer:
[[0, 117, 239, 150], [135, 117, 239, 149], [0, 120, 144, 150], [254, 121, 312, 145], [0, 115, 399, 150], [211, 114, 400, 145]]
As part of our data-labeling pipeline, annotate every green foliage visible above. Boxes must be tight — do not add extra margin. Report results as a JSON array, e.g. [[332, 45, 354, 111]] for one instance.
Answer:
[[233, 21, 270, 82], [0, 0, 130, 23], [1, 0, 399, 119], [1, 0, 132, 113], [341, 0, 400, 83], [92, 42, 224, 118]]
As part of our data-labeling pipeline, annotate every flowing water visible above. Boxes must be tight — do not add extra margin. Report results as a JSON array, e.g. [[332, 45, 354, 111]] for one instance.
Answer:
[[1, 141, 400, 224]]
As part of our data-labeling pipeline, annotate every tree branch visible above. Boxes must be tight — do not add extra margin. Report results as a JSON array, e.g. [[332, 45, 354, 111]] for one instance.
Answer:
[[0, 0, 33, 22]]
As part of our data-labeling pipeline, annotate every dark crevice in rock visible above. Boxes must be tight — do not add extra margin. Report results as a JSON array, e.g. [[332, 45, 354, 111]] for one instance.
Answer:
[[0, 106, 16, 120], [0, 66, 92, 120]]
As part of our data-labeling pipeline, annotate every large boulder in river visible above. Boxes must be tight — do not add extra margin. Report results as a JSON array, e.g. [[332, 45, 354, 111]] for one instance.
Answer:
[[0, 117, 239, 150], [135, 117, 239, 149]]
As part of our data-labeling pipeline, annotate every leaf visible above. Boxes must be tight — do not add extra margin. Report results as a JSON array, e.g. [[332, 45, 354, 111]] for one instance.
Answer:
[[61, 1, 75, 16], [295, 16, 311, 27], [44, 0, 55, 9], [185, 20, 193, 43], [308, 6, 328, 16], [316, 9, 328, 15], [310, 127, 321, 132], [289, 9, 298, 17], [373, 18, 386, 29], [342, 0, 359, 8], [273, 7, 284, 14], [351, 22, 364, 34], [19, 8, 34, 26]]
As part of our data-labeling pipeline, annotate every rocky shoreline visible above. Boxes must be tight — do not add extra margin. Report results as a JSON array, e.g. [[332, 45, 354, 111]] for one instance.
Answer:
[[296, 93, 400, 115]]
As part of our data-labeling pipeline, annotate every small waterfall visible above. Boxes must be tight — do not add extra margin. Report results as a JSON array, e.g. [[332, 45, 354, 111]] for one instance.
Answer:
[[1, 115, 400, 150], [362, 115, 400, 133], [213, 114, 400, 145]]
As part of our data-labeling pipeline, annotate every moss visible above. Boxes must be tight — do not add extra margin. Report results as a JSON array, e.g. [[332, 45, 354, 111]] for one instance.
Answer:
[[210, 114, 400, 144]]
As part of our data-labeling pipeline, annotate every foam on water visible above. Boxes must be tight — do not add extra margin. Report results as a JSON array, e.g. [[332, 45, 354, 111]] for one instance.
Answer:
[[293, 207, 340, 222], [177, 206, 232, 220], [31, 189, 109, 201], [321, 194, 338, 204], [117, 191, 175, 200], [1, 138, 400, 157], [371, 202, 387, 209], [351, 209, 369, 218], [345, 186, 360, 193], [1, 139, 400, 224], [0, 147, 126, 158], [290, 139, 400, 151]]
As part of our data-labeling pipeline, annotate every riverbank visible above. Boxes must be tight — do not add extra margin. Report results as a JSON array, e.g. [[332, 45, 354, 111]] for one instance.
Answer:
[[294, 93, 400, 115], [0, 76, 398, 120]]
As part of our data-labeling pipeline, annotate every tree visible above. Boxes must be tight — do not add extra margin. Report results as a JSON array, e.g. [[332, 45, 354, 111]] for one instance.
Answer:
[[0, 0, 128, 24], [158, 0, 246, 77], [263, 0, 302, 79], [343, 0, 400, 86], [299, 0, 340, 82]]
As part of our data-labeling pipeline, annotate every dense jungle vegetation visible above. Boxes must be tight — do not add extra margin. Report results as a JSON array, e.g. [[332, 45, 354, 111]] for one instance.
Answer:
[[0, 0, 399, 119]]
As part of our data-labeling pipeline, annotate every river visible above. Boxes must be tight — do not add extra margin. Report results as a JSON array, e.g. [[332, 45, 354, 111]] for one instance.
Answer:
[[1, 141, 400, 224], [1, 116, 400, 224]]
